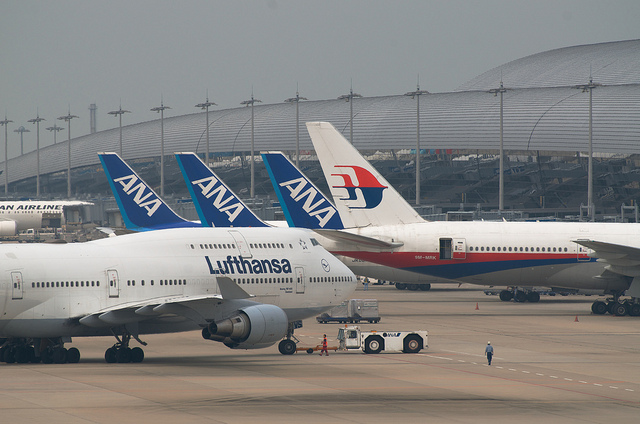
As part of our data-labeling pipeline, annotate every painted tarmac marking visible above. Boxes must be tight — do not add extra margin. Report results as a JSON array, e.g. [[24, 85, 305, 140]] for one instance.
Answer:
[[424, 354, 636, 395]]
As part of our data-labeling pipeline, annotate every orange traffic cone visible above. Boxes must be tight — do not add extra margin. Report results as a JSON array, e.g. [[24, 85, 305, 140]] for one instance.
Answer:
[[475, 302, 479, 310], [574, 315, 579, 322]]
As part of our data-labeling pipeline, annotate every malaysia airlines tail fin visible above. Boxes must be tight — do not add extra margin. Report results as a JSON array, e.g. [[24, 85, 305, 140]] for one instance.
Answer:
[[262, 151, 345, 230], [99, 152, 199, 231], [306, 122, 425, 228], [175, 152, 268, 228]]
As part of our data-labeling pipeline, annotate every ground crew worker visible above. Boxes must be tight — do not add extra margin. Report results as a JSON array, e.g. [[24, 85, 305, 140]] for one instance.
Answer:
[[320, 334, 329, 356], [364, 277, 369, 291], [485, 341, 494, 365]]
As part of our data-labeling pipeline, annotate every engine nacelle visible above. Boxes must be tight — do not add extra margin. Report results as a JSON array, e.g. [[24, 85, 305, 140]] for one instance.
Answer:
[[206, 304, 288, 350], [0, 221, 18, 237]]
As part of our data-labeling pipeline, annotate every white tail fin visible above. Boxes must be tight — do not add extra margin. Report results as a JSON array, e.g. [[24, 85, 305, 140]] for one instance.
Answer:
[[306, 121, 425, 228]]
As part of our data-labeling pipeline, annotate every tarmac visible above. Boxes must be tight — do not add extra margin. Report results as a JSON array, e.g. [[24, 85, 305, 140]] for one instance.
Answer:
[[1, 283, 639, 423]]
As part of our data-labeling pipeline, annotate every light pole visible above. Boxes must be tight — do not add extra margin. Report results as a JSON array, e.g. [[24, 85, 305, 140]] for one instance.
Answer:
[[405, 83, 429, 206], [338, 86, 362, 143], [489, 81, 507, 212], [28, 114, 46, 197], [151, 99, 171, 197], [108, 105, 131, 156], [575, 77, 600, 221], [46, 124, 64, 144], [0, 116, 13, 195], [58, 110, 79, 198], [14, 126, 30, 156], [241, 93, 262, 198], [285, 89, 308, 168], [195, 93, 217, 169]]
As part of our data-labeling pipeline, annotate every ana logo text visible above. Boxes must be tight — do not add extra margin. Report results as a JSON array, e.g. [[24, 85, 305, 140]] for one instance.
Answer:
[[331, 166, 387, 209], [191, 176, 244, 223], [113, 174, 161, 217], [279, 177, 337, 228]]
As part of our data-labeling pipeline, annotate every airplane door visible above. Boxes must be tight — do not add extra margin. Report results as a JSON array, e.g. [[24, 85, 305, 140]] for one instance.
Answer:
[[229, 230, 252, 258], [11, 272, 23, 300], [453, 238, 467, 260], [295, 267, 305, 294], [577, 245, 591, 262], [107, 269, 120, 298]]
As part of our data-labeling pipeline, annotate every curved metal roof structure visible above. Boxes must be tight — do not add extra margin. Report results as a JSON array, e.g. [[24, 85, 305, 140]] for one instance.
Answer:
[[4, 40, 640, 191]]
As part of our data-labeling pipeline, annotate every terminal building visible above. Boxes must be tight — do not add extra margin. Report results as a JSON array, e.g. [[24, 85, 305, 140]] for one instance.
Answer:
[[3, 39, 640, 226]]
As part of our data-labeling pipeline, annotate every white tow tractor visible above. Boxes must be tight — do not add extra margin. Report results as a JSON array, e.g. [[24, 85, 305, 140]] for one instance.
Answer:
[[337, 325, 428, 354]]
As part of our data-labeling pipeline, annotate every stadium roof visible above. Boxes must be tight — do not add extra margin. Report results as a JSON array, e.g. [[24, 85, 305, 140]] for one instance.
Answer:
[[4, 39, 640, 188]]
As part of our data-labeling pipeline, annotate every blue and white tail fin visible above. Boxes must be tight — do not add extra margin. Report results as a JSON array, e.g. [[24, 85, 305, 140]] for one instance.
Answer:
[[98, 152, 199, 231], [262, 152, 344, 230], [175, 152, 268, 228], [306, 122, 425, 228]]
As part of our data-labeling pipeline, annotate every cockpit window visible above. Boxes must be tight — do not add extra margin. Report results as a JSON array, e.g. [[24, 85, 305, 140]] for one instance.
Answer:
[[310, 238, 321, 246]]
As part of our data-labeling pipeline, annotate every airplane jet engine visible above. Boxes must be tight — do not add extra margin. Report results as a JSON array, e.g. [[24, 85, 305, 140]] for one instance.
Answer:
[[204, 304, 289, 350], [0, 221, 18, 236]]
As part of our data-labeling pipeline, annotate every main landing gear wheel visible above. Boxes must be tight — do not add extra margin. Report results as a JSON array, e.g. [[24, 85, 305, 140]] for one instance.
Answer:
[[278, 339, 297, 355], [526, 291, 541, 303], [514, 290, 527, 303], [591, 300, 608, 315], [105, 330, 147, 363], [612, 302, 628, 317], [499, 290, 513, 302]]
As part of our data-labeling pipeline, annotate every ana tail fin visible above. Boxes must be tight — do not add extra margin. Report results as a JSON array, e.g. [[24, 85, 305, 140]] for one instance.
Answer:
[[262, 151, 344, 229], [98, 152, 197, 231], [175, 152, 267, 228], [306, 122, 425, 227]]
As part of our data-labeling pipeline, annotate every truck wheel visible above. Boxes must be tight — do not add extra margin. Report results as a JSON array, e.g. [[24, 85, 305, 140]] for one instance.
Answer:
[[364, 335, 383, 354], [403, 335, 422, 353], [278, 339, 297, 355]]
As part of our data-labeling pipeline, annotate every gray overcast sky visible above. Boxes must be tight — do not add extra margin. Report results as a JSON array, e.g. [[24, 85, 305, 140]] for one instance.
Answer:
[[2, 0, 639, 157]]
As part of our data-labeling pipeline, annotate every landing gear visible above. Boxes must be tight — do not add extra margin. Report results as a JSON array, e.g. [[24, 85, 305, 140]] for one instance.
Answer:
[[0, 338, 80, 364], [499, 287, 540, 303], [590, 296, 640, 317], [278, 321, 301, 355], [105, 329, 146, 363]]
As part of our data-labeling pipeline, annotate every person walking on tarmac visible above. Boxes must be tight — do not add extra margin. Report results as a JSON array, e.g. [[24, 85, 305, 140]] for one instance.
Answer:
[[363, 277, 369, 291], [320, 334, 329, 356], [485, 341, 494, 365]]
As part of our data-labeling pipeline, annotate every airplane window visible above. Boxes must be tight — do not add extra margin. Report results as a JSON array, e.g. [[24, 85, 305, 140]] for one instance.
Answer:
[[97, 281, 100, 287], [310, 238, 321, 246], [492, 247, 496, 251], [564, 247, 568, 252], [536, 247, 540, 252], [289, 244, 293, 249], [542, 247, 545, 252], [497, 247, 501, 252], [81, 282, 85, 287], [190, 244, 194, 249], [553, 247, 557, 252]]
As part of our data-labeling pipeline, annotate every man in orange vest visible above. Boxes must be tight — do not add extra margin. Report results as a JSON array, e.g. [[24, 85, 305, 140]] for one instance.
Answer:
[[320, 334, 329, 356]]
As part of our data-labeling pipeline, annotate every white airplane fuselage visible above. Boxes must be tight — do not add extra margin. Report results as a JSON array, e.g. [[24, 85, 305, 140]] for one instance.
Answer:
[[327, 221, 637, 293], [0, 227, 356, 339]]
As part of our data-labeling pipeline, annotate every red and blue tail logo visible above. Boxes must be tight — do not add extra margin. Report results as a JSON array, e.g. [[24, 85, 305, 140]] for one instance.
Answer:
[[331, 165, 388, 209]]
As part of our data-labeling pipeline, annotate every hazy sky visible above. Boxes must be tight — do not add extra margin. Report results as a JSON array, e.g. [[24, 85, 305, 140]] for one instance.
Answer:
[[2, 0, 639, 156]]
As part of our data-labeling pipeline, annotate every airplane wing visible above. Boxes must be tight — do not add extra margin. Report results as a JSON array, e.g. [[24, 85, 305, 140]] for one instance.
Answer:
[[573, 239, 640, 268], [574, 239, 640, 297], [78, 277, 253, 328], [315, 229, 404, 251]]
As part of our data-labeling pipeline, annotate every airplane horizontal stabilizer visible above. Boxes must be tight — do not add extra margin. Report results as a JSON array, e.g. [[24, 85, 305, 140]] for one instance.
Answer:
[[314, 229, 403, 252]]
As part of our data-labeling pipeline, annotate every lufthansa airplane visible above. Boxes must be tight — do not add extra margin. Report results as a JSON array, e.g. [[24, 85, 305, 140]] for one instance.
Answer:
[[0, 227, 356, 364], [303, 121, 640, 316], [1, 155, 356, 364]]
